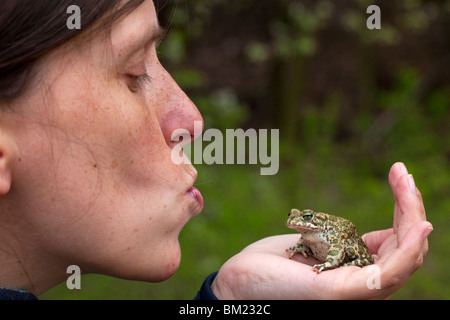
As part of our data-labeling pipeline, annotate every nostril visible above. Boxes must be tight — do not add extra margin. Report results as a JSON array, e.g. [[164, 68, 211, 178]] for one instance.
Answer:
[[170, 127, 192, 149]]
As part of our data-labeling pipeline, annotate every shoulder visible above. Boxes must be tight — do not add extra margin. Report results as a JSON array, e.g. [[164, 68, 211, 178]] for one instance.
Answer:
[[0, 287, 37, 300]]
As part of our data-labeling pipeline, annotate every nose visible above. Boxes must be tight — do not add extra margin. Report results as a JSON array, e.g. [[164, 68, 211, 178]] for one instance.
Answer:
[[156, 67, 204, 149]]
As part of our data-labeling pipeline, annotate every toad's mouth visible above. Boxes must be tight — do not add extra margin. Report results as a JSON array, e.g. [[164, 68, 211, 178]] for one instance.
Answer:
[[286, 223, 321, 232]]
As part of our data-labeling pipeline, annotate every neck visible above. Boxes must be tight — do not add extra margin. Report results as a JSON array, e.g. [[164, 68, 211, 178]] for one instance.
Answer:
[[0, 228, 68, 296]]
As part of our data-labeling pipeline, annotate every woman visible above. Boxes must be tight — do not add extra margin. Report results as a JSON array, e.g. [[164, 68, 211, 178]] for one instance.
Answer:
[[0, 0, 431, 299]]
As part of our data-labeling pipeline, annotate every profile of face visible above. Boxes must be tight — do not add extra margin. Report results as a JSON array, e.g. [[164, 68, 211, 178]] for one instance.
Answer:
[[0, 0, 203, 293]]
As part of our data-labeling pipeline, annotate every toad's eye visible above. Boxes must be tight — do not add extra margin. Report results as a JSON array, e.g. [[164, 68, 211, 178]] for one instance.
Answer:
[[302, 212, 314, 221]]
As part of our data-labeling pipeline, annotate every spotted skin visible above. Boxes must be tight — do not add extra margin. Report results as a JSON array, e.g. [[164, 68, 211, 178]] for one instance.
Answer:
[[286, 209, 374, 273]]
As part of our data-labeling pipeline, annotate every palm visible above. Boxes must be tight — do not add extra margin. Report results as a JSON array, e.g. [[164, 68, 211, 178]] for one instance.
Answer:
[[212, 163, 431, 299]]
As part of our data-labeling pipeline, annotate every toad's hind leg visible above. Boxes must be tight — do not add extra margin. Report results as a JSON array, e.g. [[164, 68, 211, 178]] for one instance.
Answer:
[[343, 257, 373, 268], [312, 244, 345, 273]]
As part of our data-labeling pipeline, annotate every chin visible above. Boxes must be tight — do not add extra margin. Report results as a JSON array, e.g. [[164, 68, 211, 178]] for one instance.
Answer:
[[126, 240, 182, 283], [153, 244, 182, 282]]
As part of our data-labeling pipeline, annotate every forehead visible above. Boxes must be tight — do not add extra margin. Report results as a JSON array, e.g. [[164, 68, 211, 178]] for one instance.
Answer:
[[109, 0, 158, 56]]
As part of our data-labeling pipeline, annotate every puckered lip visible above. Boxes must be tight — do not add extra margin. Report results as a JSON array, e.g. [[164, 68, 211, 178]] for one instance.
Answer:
[[184, 165, 203, 212], [187, 186, 204, 211]]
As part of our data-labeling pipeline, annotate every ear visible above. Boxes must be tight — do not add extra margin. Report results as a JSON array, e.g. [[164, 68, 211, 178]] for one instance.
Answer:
[[0, 151, 12, 195], [0, 135, 15, 196]]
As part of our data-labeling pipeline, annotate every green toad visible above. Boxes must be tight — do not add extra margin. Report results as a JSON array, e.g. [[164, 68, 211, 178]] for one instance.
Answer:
[[286, 209, 374, 273]]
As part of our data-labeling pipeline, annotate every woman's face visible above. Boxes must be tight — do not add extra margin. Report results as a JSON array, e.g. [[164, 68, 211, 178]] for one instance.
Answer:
[[2, 0, 203, 285]]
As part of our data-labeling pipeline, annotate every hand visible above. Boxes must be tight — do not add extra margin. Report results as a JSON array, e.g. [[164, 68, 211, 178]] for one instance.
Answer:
[[211, 162, 432, 299]]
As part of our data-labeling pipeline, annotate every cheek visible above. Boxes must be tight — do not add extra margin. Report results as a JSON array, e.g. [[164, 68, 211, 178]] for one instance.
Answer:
[[49, 74, 166, 179], [115, 113, 170, 183], [13, 65, 192, 276]]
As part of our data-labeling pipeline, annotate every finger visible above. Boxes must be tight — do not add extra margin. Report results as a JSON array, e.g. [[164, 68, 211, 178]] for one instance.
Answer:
[[390, 163, 427, 220], [398, 221, 432, 262], [394, 173, 427, 242], [389, 162, 409, 231], [362, 228, 394, 255], [388, 162, 408, 194], [389, 163, 409, 231], [381, 221, 432, 290]]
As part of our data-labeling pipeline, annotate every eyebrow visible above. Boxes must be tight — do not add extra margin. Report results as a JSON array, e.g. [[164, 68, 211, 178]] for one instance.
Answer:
[[131, 24, 166, 51], [152, 25, 166, 45], [115, 24, 166, 62]]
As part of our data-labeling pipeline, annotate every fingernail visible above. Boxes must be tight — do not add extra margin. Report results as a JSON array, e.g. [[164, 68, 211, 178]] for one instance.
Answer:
[[398, 162, 408, 175], [423, 225, 433, 240], [408, 174, 417, 195]]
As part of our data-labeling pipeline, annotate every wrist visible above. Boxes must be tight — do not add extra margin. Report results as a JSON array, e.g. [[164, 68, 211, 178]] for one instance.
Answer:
[[194, 272, 219, 300], [210, 270, 239, 300]]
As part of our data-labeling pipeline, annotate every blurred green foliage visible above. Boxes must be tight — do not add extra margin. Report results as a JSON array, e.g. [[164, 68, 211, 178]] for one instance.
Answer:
[[42, 0, 449, 299]]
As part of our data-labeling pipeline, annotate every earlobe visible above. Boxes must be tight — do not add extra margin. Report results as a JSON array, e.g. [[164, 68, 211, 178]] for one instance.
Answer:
[[0, 150, 13, 195], [0, 132, 17, 195]]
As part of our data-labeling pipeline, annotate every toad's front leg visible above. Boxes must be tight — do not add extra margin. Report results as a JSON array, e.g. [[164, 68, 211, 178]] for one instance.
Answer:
[[286, 237, 313, 259]]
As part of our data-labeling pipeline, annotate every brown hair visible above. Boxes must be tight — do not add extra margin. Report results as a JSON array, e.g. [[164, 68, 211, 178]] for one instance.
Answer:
[[0, 0, 145, 101]]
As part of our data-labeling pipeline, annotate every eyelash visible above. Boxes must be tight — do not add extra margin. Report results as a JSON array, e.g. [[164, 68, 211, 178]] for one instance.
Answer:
[[128, 73, 152, 92]]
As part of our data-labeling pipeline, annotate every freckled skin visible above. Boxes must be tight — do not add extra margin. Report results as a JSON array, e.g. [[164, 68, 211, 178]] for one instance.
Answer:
[[286, 209, 374, 273]]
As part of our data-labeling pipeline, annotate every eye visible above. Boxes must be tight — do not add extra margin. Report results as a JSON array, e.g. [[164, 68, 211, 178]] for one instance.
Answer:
[[302, 212, 314, 221], [127, 73, 152, 93]]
